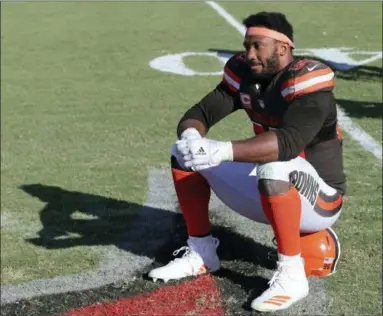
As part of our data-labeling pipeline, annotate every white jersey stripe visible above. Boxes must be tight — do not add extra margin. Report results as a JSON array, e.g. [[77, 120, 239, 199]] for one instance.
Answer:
[[281, 72, 334, 97], [224, 72, 240, 90]]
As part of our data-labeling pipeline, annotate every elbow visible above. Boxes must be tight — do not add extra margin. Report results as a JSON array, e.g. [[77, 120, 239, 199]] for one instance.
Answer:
[[176, 120, 185, 139]]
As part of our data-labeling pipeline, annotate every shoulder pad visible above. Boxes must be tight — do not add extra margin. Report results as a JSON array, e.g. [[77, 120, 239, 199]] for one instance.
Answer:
[[280, 59, 335, 102], [221, 52, 248, 93]]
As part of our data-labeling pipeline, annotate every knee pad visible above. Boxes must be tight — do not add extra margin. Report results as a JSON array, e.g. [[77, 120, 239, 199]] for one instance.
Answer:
[[257, 162, 290, 182]]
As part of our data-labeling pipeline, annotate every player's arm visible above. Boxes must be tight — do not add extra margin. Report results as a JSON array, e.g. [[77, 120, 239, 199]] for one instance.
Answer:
[[231, 62, 335, 163], [232, 91, 332, 163]]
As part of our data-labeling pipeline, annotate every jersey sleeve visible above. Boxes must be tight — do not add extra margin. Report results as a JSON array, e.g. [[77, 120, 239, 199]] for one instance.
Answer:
[[275, 91, 334, 161], [177, 54, 244, 135], [280, 60, 335, 102], [220, 52, 248, 95]]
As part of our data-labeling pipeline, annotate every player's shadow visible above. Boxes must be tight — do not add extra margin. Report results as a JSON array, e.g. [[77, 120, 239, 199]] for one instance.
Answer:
[[21, 184, 276, 274], [208, 48, 383, 82]]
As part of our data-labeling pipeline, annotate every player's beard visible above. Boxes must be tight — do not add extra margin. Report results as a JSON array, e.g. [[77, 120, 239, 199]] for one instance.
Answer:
[[264, 48, 279, 74], [251, 48, 279, 83]]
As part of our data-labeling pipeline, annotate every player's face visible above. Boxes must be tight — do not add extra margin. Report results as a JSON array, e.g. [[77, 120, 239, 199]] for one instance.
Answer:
[[243, 35, 280, 75]]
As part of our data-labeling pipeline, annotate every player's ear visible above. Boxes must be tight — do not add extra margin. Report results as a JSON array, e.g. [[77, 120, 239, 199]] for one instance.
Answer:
[[278, 42, 289, 56]]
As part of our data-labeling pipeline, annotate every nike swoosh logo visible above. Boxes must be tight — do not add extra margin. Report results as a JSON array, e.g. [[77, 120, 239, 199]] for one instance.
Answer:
[[307, 64, 321, 71]]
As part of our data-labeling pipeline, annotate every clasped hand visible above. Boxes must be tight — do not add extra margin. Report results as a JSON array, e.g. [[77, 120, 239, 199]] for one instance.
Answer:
[[176, 128, 233, 171]]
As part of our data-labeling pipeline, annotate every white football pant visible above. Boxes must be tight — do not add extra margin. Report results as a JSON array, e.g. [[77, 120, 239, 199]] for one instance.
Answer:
[[171, 144, 342, 233]]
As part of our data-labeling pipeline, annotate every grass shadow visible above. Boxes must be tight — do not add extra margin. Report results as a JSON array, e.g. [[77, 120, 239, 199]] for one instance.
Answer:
[[21, 183, 277, 270]]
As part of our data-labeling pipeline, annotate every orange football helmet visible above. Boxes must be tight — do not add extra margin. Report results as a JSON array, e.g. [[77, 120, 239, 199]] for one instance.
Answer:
[[267, 227, 341, 277], [300, 227, 341, 277]]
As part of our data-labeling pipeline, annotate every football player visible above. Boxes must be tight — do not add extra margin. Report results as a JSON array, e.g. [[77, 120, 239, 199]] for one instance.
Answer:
[[149, 11, 345, 312]]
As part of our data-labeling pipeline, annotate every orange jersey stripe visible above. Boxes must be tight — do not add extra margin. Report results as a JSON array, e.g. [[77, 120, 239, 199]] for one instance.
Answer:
[[336, 123, 343, 141], [224, 66, 241, 83], [222, 66, 240, 92], [284, 79, 335, 102], [222, 76, 237, 92], [281, 67, 333, 90]]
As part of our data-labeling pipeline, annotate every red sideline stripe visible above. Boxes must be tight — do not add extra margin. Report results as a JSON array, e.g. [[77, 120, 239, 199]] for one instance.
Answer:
[[60, 275, 225, 316]]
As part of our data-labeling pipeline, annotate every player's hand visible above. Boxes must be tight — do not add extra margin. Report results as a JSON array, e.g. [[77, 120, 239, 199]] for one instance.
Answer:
[[176, 128, 202, 155], [181, 128, 202, 141], [183, 138, 233, 171]]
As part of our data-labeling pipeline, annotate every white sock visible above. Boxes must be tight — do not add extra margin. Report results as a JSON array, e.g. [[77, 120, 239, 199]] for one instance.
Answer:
[[189, 235, 212, 241], [188, 235, 213, 248]]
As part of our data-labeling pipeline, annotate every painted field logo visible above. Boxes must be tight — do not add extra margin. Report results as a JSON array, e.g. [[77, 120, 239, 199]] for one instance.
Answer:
[[149, 47, 382, 75]]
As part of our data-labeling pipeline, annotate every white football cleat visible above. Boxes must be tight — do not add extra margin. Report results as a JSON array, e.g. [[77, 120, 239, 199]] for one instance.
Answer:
[[251, 258, 309, 312], [148, 236, 220, 282]]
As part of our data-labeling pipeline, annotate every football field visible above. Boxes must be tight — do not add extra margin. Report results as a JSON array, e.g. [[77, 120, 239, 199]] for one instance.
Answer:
[[1, 2, 382, 315]]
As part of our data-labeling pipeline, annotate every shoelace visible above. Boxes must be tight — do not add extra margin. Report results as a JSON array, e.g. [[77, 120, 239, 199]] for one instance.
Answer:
[[170, 238, 219, 266], [168, 246, 203, 275], [172, 246, 191, 257], [172, 238, 218, 258], [170, 246, 200, 265], [268, 263, 290, 291]]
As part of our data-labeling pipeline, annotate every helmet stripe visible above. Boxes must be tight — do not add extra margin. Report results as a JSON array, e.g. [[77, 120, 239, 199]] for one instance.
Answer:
[[326, 227, 341, 274]]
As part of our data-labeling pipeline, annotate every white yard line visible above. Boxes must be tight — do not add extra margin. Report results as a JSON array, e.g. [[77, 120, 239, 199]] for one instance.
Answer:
[[206, 1, 246, 34], [206, 1, 382, 161], [336, 106, 382, 160]]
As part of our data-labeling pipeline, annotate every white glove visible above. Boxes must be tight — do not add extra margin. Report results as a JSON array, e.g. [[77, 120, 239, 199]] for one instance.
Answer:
[[181, 128, 202, 141], [183, 138, 233, 171], [176, 128, 202, 155]]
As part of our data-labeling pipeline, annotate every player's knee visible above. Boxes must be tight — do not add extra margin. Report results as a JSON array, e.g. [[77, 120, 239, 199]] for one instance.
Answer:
[[257, 161, 290, 181], [257, 162, 292, 196], [258, 179, 292, 196]]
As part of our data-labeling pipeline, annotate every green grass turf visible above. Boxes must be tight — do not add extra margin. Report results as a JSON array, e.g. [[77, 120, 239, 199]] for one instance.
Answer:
[[1, 2, 382, 315], [1, 1, 256, 284]]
